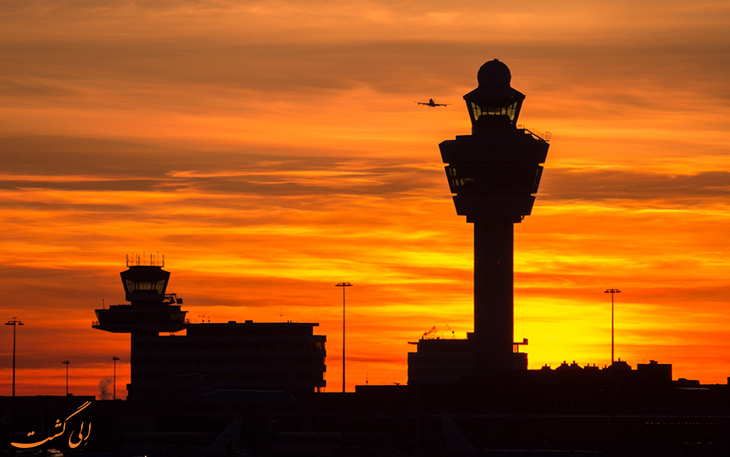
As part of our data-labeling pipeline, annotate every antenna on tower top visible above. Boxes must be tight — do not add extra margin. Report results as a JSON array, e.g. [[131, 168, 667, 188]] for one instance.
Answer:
[[126, 252, 165, 267]]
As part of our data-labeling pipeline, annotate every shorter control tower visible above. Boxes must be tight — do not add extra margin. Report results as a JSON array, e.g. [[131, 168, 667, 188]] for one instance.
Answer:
[[93, 254, 187, 335], [93, 256, 326, 402]]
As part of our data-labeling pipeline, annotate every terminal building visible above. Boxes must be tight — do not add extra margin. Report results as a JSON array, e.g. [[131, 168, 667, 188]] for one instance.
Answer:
[[93, 256, 326, 402], [129, 321, 326, 401]]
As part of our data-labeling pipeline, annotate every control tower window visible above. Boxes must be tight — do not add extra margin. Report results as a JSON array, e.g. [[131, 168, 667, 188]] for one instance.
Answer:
[[125, 279, 166, 294], [470, 101, 520, 124]]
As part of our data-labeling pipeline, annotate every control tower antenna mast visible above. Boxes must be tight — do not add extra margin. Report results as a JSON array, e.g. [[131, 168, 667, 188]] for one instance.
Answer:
[[439, 60, 549, 375]]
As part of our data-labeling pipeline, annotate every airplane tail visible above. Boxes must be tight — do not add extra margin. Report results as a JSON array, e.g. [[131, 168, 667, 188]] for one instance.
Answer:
[[440, 411, 478, 455], [201, 416, 242, 455], [193, 374, 217, 398], [440, 411, 609, 457]]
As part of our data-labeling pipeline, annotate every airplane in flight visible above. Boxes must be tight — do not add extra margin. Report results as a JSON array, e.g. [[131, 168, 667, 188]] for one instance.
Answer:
[[416, 98, 449, 107]]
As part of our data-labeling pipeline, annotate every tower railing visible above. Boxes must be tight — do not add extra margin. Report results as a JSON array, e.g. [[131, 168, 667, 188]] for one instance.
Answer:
[[518, 125, 552, 142]]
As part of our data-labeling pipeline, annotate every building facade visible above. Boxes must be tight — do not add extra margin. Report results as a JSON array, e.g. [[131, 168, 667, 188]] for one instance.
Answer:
[[129, 321, 326, 401]]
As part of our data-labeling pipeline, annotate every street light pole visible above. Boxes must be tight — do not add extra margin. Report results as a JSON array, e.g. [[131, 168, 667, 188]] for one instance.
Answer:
[[335, 282, 352, 393], [604, 289, 621, 363], [62, 360, 70, 395], [5, 318, 24, 397], [112, 356, 120, 400]]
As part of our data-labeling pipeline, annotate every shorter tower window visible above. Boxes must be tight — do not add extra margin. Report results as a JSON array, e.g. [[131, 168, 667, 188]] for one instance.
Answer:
[[125, 279, 166, 294]]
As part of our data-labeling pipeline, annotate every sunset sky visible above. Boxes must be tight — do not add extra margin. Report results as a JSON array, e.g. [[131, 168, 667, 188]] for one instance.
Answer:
[[1, 0, 729, 398]]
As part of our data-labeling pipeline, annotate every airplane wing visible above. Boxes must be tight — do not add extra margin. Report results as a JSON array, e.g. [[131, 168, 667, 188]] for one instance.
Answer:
[[416, 100, 449, 107]]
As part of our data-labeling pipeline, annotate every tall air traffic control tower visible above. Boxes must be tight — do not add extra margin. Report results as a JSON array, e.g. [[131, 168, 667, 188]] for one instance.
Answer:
[[440, 60, 549, 375]]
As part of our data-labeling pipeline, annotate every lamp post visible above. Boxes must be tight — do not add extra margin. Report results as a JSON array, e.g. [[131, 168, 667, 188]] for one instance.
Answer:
[[62, 360, 70, 395], [5, 318, 24, 397], [335, 282, 352, 393], [112, 356, 120, 400], [604, 289, 621, 363]]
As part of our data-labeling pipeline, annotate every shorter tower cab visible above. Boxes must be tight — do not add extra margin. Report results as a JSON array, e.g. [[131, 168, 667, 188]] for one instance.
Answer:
[[93, 255, 187, 334]]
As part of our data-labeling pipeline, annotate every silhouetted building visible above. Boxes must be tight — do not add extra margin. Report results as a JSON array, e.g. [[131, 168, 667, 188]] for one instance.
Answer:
[[93, 256, 326, 402], [408, 338, 473, 384], [409, 59, 549, 381], [129, 321, 326, 402], [66, 60, 730, 457], [55, 72, 730, 457]]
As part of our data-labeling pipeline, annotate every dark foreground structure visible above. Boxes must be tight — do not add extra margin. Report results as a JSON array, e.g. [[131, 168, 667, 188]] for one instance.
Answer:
[[2, 62, 730, 456], [4, 374, 730, 456]]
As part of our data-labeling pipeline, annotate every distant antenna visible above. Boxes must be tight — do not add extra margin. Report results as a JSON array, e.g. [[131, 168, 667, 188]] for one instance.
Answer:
[[126, 252, 165, 267], [445, 324, 455, 339]]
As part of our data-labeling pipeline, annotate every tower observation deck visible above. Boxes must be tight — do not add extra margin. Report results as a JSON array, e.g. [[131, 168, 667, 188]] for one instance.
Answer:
[[439, 59, 549, 375], [93, 255, 187, 335]]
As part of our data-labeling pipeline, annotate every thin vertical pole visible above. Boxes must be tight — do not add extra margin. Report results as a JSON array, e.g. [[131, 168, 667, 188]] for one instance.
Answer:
[[342, 285, 345, 393], [113, 357, 120, 400], [63, 360, 70, 395], [604, 289, 621, 363], [336, 283, 352, 393], [11, 323, 16, 397], [5, 318, 23, 397]]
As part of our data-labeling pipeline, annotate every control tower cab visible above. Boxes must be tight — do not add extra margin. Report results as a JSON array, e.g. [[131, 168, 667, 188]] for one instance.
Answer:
[[93, 255, 187, 335]]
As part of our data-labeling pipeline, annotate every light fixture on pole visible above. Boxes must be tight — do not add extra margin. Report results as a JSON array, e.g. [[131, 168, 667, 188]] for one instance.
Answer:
[[62, 360, 70, 395], [5, 317, 24, 397], [112, 356, 120, 400], [335, 282, 353, 393], [604, 289, 621, 364]]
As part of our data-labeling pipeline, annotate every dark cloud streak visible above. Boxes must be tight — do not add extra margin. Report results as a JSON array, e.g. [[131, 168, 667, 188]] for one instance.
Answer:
[[541, 168, 730, 203], [0, 135, 442, 197]]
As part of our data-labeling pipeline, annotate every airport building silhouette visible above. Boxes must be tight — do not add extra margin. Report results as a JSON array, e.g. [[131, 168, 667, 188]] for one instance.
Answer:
[[49, 60, 729, 455], [93, 255, 326, 402], [87, 61, 683, 401]]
